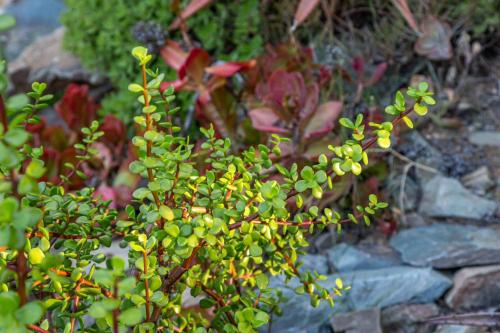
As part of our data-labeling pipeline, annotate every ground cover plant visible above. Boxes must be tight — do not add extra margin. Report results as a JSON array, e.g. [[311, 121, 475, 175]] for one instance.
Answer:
[[0, 45, 434, 332]]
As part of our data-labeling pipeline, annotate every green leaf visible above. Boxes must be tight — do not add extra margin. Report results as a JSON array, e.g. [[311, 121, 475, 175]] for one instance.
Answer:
[[88, 302, 108, 319], [255, 274, 269, 289], [129, 242, 144, 252], [249, 244, 262, 257], [260, 181, 279, 199], [418, 82, 429, 92], [395, 91, 405, 107], [119, 308, 143, 326], [0, 292, 19, 316], [28, 248, 45, 265], [300, 166, 314, 180], [0, 198, 18, 223], [164, 224, 180, 238], [377, 137, 391, 149], [131, 46, 148, 61], [314, 170, 327, 183], [414, 103, 428, 116], [127, 83, 143, 92], [111, 257, 125, 273], [402, 116, 414, 129], [15, 301, 44, 325], [312, 186, 323, 199], [159, 205, 174, 221], [339, 118, 354, 129], [253, 310, 269, 327], [26, 159, 46, 179], [422, 96, 436, 105], [0, 14, 16, 31], [294, 180, 309, 193], [199, 298, 216, 309], [4, 128, 29, 147]]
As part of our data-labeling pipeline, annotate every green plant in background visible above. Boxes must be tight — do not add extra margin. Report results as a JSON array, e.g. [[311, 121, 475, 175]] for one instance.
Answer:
[[61, 0, 263, 124], [0, 46, 433, 332], [187, 0, 262, 61]]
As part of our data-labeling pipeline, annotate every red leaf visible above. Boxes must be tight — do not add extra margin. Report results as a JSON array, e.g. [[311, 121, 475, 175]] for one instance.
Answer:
[[178, 48, 211, 83], [100, 114, 125, 147], [170, 0, 213, 30], [304, 101, 343, 139], [293, 0, 321, 31], [261, 70, 307, 117], [205, 59, 256, 77], [42, 125, 69, 152], [160, 40, 188, 71], [352, 57, 365, 79], [366, 62, 388, 86], [249, 108, 290, 134], [94, 184, 118, 209], [26, 117, 46, 134], [160, 78, 188, 92], [392, 0, 420, 34], [56, 84, 98, 133]]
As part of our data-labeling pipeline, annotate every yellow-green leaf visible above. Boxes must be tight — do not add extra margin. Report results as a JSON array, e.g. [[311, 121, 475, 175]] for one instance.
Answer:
[[402, 116, 414, 128], [414, 103, 428, 116]]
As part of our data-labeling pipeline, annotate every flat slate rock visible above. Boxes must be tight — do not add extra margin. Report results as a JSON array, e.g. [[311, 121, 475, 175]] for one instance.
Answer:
[[269, 266, 451, 333], [382, 303, 440, 333], [469, 131, 500, 147], [327, 243, 402, 272], [331, 308, 382, 333], [390, 223, 500, 268], [299, 254, 329, 275], [418, 176, 497, 220], [445, 265, 500, 310]]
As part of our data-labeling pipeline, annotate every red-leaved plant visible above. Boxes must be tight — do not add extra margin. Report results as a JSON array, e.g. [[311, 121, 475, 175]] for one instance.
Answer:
[[26, 84, 138, 207]]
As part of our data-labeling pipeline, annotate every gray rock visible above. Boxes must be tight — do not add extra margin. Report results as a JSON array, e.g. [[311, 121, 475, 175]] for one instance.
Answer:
[[399, 131, 443, 182], [399, 213, 430, 228], [8, 27, 104, 92], [446, 265, 500, 310], [331, 308, 382, 333], [2, 0, 64, 60], [300, 254, 329, 275], [269, 266, 451, 333], [469, 131, 500, 147], [382, 303, 440, 333], [418, 176, 497, 220], [461, 166, 494, 195], [327, 243, 401, 272], [390, 223, 500, 268], [436, 325, 487, 333]]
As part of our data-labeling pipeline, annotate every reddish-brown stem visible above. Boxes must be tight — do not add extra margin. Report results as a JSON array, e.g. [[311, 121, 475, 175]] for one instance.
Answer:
[[143, 251, 151, 321], [70, 283, 81, 333], [201, 284, 237, 326], [27, 325, 50, 333], [57, 160, 84, 187], [151, 241, 205, 321], [16, 250, 28, 305], [112, 281, 119, 333], [0, 95, 8, 131], [140, 64, 164, 227]]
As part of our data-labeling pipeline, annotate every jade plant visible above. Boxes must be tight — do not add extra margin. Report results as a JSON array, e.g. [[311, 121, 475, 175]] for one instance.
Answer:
[[0, 47, 434, 333]]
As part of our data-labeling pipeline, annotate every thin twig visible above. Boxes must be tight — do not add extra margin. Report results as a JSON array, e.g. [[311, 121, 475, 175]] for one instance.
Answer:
[[27, 325, 50, 333]]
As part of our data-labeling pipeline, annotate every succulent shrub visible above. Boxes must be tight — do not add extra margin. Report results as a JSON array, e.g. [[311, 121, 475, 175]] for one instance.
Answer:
[[0, 47, 434, 332]]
